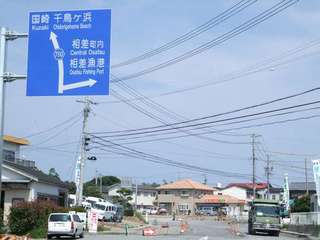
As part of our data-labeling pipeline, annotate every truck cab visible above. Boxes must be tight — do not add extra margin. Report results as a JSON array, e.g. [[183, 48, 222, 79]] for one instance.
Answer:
[[248, 199, 281, 236]]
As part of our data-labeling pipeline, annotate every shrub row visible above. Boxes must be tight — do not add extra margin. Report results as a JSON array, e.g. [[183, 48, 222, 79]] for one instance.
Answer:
[[8, 201, 83, 238]]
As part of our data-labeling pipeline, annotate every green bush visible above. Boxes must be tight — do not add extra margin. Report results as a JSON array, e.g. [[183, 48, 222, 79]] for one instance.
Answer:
[[291, 195, 310, 212], [124, 208, 134, 216], [8, 201, 67, 237]]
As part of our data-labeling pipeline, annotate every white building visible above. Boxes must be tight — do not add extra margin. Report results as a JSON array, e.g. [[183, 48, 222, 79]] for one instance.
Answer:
[[103, 182, 157, 209], [130, 185, 157, 209], [0, 135, 69, 221], [218, 183, 269, 202], [2, 160, 69, 221]]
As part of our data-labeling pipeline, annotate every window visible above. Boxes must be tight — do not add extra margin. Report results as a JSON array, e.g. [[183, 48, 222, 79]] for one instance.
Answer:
[[73, 215, 81, 222], [143, 192, 149, 197], [272, 195, 276, 200], [12, 198, 24, 206], [49, 214, 71, 222], [3, 150, 15, 162]]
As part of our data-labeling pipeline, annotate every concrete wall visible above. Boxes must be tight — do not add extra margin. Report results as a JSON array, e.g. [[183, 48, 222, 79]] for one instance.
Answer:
[[290, 212, 320, 225]]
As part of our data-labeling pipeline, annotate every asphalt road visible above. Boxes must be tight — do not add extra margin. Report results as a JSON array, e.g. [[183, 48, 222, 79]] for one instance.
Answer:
[[84, 217, 298, 240]]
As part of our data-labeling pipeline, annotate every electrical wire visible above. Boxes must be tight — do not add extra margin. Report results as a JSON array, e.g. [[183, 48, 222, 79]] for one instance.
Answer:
[[112, 0, 299, 82], [94, 86, 320, 135], [92, 136, 252, 179], [22, 111, 82, 138], [112, 0, 258, 68]]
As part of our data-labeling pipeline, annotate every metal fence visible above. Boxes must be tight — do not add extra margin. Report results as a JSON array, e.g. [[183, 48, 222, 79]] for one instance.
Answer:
[[290, 212, 320, 225]]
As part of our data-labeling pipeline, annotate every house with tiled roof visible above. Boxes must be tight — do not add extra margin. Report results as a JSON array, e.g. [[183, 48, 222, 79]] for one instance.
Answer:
[[221, 182, 269, 202], [196, 194, 245, 217], [155, 179, 215, 215]]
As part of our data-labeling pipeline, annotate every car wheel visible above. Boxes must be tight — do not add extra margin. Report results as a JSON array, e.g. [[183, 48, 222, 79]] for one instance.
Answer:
[[79, 232, 84, 238], [47, 235, 52, 239]]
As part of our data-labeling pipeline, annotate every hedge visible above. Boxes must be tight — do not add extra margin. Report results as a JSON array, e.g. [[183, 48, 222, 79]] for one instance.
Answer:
[[8, 201, 68, 237]]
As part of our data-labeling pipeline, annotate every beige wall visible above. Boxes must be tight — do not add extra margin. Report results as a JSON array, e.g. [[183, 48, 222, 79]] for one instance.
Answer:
[[3, 189, 30, 222], [157, 189, 213, 215]]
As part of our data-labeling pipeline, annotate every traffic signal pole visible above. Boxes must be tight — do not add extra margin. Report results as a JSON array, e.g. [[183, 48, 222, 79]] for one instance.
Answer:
[[75, 98, 96, 206]]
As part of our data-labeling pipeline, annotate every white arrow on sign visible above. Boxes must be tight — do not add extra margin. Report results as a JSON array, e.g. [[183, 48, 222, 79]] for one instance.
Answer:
[[49, 31, 97, 94], [63, 78, 97, 91]]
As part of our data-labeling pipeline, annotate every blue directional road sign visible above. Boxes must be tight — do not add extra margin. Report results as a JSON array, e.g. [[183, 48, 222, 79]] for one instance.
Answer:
[[27, 9, 111, 96]]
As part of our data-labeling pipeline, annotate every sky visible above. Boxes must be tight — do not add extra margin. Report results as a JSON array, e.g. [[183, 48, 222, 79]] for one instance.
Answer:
[[0, 0, 320, 187]]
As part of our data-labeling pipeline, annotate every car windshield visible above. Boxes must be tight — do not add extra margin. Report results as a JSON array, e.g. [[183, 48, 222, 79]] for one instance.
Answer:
[[93, 204, 106, 210], [256, 206, 279, 216], [49, 214, 71, 222], [87, 200, 96, 205]]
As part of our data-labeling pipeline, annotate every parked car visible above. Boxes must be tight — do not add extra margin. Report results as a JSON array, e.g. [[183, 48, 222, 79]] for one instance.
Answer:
[[47, 213, 84, 239], [150, 207, 158, 215], [113, 205, 124, 223], [92, 202, 116, 221], [158, 208, 168, 215]]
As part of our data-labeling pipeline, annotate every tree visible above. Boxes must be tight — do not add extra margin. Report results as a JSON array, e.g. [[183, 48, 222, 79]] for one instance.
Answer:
[[291, 195, 311, 212], [65, 181, 76, 194], [48, 168, 60, 179], [112, 188, 133, 207], [86, 176, 120, 186], [83, 185, 102, 198]]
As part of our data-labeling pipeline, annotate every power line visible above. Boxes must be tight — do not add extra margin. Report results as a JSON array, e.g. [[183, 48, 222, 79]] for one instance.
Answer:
[[111, 0, 298, 82], [94, 86, 320, 135], [111, 0, 257, 68], [90, 113, 320, 146], [112, 78, 251, 145], [91, 136, 252, 180], [32, 115, 82, 146], [104, 38, 320, 105], [22, 111, 82, 138], [91, 99, 320, 139]]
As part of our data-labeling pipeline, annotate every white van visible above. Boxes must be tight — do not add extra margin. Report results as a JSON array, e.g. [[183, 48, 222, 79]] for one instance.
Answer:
[[92, 201, 116, 221], [47, 213, 84, 239], [85, 196, 105, 207]]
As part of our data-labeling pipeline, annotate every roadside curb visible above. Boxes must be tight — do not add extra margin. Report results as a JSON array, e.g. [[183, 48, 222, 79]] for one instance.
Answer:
[[280, 230, 318, 239]]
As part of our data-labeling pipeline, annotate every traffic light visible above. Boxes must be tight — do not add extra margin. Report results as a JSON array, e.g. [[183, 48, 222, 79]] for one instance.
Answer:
[[84, 136, 90, 151], [87, 156, 97, 161]]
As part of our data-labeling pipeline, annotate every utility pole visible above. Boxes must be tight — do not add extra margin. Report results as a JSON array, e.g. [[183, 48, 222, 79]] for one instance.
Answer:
[[100, 174, 102, 194], [203, 174, 207, 185], [265, 154, 273, 199], [95, 169, 98, 185], [305, 158, 309, 196], [135, 182, 138, 210], [75, 98, 95, 206], [252, 134, 257, 200], [0, 27, 27, 200]]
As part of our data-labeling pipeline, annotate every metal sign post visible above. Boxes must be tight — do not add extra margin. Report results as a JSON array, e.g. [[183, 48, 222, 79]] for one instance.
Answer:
[[0, 27, 27, 201], [0, 27, 7, 198]]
